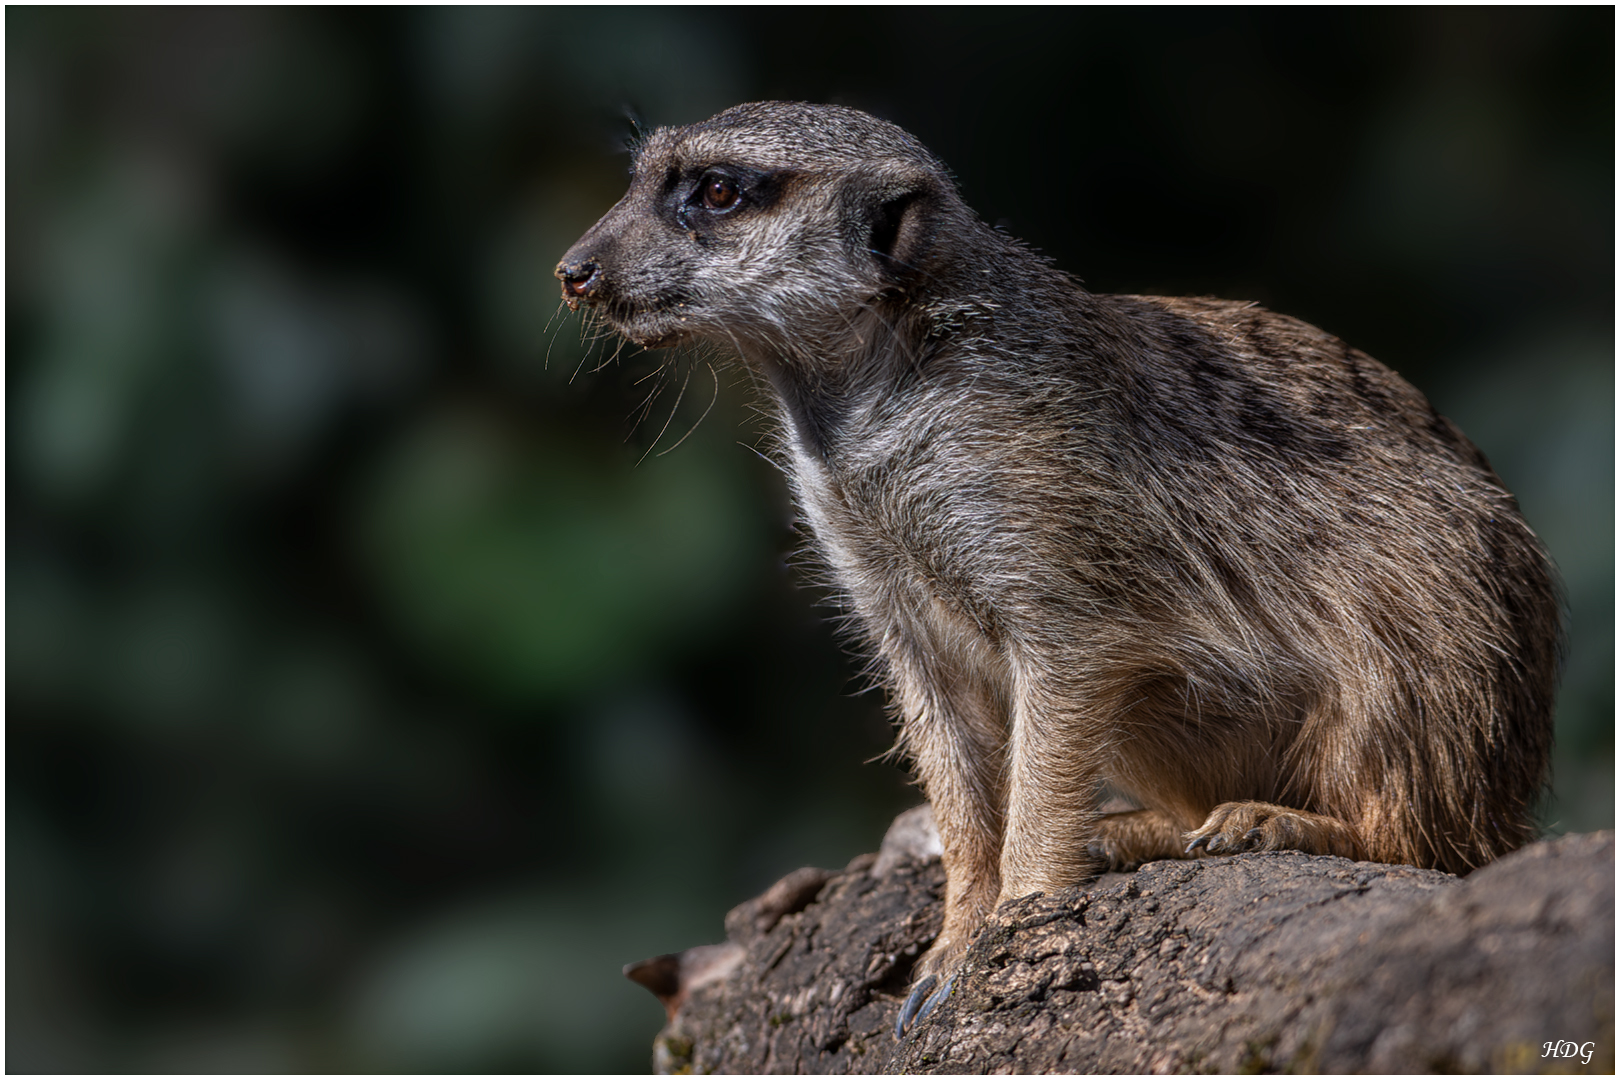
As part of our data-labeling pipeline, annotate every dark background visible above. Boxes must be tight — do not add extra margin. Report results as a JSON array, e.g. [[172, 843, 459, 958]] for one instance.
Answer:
[[8, 7, 1612, 1073]]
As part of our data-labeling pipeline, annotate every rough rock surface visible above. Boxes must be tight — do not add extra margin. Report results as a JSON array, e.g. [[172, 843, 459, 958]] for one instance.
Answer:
[[639, 821, 1613, 1074]]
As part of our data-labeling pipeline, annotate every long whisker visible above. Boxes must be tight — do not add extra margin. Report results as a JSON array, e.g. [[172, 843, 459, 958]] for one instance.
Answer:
[[636, 359, 692, 465], [657, 361, 721, 457], [569, 314, 598, 383], [542, 301, 573, 370], [589, 334, 631, 374], [628, 361, 671, 432]]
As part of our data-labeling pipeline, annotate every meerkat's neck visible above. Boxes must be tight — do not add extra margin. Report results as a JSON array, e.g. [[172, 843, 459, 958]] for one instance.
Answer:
[[750, 239, 1103, 466], [748, 301, 937, 465]]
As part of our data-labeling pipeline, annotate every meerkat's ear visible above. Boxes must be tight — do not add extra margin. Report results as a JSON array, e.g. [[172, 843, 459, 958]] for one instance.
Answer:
[[856, 173, 942, 288]]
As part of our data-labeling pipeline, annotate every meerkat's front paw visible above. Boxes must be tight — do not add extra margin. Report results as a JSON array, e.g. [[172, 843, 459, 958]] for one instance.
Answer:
[[1184, 800, 1364, 859], [893, 930, 971, 1038], [894, 970, 956, 1037]]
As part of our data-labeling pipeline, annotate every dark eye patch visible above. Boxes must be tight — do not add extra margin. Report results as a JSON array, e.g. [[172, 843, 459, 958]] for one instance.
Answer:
[[661, 164, 793, 237], [687, 166, 787, 212]]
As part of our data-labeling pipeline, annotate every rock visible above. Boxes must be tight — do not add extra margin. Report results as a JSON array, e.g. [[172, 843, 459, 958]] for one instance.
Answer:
[[627, 809, 1613, 1074]]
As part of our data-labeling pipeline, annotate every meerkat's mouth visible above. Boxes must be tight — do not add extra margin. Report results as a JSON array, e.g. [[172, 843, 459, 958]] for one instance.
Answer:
[[595, 299, 698, 351], [574, 286, 715, 350]]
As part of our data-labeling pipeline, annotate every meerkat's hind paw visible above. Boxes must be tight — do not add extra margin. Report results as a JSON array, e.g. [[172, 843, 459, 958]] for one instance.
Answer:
[[1091, 808, 1189, 868], [1183, 826, 1256, 855], [894, 972, 956, 1038], [1185, 801, 1364, 860], [1086, 836, 1146, 871]]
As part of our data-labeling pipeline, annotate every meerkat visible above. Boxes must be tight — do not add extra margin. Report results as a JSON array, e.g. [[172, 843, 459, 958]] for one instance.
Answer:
[[555, 101, 1561, 1034]]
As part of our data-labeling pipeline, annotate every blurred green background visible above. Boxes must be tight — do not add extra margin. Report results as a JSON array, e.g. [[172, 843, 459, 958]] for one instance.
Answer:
[[8, 7, 1612, 1073]]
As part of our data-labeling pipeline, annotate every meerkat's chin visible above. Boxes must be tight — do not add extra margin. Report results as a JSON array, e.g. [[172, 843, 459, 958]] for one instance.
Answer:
[[631, 329, 692, 349], [604, 301, 751, 352], [598, 306, 694, 350]]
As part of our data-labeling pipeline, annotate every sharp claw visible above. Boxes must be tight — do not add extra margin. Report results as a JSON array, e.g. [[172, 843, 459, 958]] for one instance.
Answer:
[[894, 973, 938, 1039], [1205, 834, 1228, 854], [914, 972, 956, 1027], [1185, 835, 1209, 855], [1242, 827, 1264, 849]]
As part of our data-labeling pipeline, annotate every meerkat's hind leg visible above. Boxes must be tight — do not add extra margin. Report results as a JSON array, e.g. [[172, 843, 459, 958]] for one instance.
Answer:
[[1088, 808, 1190, 869], [1185, 800, 1365, 860]]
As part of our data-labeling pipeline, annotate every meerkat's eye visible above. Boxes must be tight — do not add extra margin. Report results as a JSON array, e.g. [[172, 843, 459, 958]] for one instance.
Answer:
[[701, 174, 740, 211]]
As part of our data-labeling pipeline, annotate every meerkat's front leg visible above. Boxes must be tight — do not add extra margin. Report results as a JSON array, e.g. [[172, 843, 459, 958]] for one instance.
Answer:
[[995, 667, 1106, 926], [887, 655, 1007, 1036]]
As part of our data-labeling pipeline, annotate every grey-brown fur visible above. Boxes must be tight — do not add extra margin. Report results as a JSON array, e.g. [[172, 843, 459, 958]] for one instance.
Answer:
[[556, 101, 1561, 1016]]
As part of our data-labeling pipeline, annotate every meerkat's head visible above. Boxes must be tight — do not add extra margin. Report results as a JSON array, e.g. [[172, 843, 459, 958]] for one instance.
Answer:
[[555, 102, 970, 358]]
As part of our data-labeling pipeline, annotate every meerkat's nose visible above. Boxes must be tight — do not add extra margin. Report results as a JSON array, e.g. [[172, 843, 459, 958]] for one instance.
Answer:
[[556, 257, 601, 301]]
